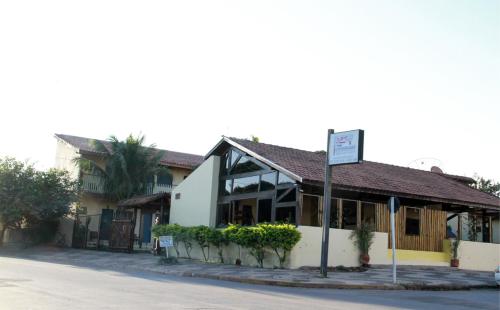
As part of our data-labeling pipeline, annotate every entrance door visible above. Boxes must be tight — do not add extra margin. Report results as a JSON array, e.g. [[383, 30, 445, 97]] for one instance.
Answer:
[[99, 209, 114, 241], [142, 213, 152, 243]]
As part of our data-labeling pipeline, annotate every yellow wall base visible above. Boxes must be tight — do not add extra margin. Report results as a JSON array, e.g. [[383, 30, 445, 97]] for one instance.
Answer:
[[387, 249, 449, 263]]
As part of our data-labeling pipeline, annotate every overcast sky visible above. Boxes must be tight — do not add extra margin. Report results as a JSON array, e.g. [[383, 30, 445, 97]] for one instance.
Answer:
[[0, 1, 498, 180]]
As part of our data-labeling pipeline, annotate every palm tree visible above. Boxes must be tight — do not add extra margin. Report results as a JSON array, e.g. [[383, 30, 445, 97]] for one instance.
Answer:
[[75, 134, 171, 201]]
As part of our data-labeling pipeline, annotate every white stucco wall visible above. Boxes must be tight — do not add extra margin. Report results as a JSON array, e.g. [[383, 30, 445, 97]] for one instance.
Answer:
[[444, 239, 500, 271], [168, 226, 388, 269], [170, 156, 220, 227], [288, 226, 389, 268]]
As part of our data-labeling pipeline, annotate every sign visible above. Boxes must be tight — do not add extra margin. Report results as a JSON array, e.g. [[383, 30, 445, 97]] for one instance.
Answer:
[[159, 235, 173, 248], [328, 130, 364, 166], [320, 128, 365, 278]]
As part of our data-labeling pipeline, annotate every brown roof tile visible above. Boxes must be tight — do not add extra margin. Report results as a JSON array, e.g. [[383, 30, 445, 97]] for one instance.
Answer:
[[229, 138, 500, 209], [55, 134, 204, 170]]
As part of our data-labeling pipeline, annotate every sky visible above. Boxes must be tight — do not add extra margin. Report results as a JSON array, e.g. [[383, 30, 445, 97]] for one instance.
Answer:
[[0, 1, 499, 181]]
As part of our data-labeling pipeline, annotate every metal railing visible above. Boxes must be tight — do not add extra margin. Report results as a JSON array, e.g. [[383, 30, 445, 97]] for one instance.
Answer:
[[82, 174, 105, 193], [81, 173, 174, 195]]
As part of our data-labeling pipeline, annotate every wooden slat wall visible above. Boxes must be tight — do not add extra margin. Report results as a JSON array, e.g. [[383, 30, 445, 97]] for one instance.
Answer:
[[375, 203, 447, 252]]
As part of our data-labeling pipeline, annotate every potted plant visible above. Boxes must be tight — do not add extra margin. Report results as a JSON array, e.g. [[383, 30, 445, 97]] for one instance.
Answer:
[[450, 239, 460, 267], [350, 223, 375, 267]]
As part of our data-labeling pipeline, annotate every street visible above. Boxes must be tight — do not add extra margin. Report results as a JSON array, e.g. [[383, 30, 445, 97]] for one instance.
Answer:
[[0, 256, 498, 310]]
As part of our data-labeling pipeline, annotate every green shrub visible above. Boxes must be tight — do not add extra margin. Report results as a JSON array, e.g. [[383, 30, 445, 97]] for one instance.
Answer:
[[178, 226, 194, 258], [208, 228, 228, 263], [259, 223, 301, 268], [236, 226, 267, 268], [224, 224, 242, 263], [191, 225, 212, 262]]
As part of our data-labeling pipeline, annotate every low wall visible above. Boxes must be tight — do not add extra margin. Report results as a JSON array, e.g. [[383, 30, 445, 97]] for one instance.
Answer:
[[289, 226, 389, 268], [168, 226, 388, 269], [443, 239, 500, 271], [386, 249, 448, 266]]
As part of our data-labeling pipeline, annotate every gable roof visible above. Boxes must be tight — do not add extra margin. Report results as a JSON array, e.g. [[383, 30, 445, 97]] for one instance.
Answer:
[[55, 134, 204, 170], [210, 137, 499, 209]]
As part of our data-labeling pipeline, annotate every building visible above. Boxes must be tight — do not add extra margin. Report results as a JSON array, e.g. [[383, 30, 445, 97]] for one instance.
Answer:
[[170, 136, 500, 270], [54, 134, 204, 249]]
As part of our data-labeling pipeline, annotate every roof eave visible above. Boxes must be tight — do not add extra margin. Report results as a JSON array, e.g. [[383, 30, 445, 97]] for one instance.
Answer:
[[302, 179, 500, 210]]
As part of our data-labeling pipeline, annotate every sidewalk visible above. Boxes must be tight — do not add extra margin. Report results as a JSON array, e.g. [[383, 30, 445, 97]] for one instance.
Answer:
[[1, 246, 497, 290]]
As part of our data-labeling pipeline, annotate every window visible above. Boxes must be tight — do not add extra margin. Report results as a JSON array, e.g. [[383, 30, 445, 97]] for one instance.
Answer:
[[342, 200, 357, 230], [405, 207, 420, 235], [277, 188, 296, 203], [361, 202, 376, 228], [301, 195, 320, 226], [278, 172, 294, 185], [157, 173, 172, 185], [260, 172, 276, 191], [258, 199, 272, 223], [330, 199, 339, 228], [276, 207, 296, 224], [221, 180, 232, 195], [233, 199, 257, 226], [231, 155, 263, 174], [232, 176, 259, 194], [217, 203, 230, 227]]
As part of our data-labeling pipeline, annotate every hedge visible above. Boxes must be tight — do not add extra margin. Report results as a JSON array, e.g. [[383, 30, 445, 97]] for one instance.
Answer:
[[152, 223, 301, 268]]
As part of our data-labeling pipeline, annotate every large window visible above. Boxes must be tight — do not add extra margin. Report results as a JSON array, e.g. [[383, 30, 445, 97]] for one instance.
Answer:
[[361, 202, 376, 228], [232, 156, 263, 174], [216, 147, 297, 226], [232, 176, 259, 194], [330, 198, 339, 228], [276, 207, 296, 224], [260, 172, 276, 191], [301, 195, 320, 226], [258, 199, 272, 223], [342, 200, 358, 230], [405, 207, 420, 235]]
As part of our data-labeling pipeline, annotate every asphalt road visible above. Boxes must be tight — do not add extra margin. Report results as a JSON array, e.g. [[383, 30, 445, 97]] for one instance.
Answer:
[[0, 256, 499, 310]]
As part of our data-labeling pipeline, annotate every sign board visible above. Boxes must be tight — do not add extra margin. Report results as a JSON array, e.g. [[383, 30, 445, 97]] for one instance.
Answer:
[[159, 235, 173, 248], [328, 130, 364, 166]]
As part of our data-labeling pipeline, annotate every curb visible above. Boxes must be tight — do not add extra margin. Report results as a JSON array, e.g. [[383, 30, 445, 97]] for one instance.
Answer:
[[179, 271, 499, 291]]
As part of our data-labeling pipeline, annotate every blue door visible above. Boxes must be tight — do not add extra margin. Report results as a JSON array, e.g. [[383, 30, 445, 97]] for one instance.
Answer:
[[142, 213, 152, 243]]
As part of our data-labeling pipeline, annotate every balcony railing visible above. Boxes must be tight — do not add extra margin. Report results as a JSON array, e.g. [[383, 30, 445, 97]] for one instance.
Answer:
[[82, 174, 105, 194], [145, 183, 174, 195], [81, 173, 175, 195]]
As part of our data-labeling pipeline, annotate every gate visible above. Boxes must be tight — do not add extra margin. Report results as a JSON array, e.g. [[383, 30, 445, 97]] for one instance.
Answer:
[[72, 214, 101, 249], [109, 219, 135, 252]]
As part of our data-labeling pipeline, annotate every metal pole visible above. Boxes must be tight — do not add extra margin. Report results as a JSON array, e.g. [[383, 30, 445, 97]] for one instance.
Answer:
[[320, 129, 334, 277], [390, 197, 397, 284]]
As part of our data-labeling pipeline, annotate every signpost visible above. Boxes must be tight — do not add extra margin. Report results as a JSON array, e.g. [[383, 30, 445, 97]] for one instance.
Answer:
[[159, 235, 174, 258], [388, 196, 400, 284], [320, 129, 364, 277]]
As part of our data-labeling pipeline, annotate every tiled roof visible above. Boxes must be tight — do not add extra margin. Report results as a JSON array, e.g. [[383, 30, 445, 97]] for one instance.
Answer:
[[227, 138, 500, 209], [55, 134, 204, 170]]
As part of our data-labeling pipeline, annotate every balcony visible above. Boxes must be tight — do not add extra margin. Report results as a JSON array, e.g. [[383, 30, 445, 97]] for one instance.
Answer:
[[81, 173, 175, 195]]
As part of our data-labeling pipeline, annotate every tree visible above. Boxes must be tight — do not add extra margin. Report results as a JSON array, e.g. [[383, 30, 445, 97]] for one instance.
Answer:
[[250, 135, 260, 143], [470, 175, 500, 197], [208, 228, 228, 263], [75, 134, 171, 201], [260, 223, 301, 268], [0, 157, 79, 245], [0, 158, 35, 245]]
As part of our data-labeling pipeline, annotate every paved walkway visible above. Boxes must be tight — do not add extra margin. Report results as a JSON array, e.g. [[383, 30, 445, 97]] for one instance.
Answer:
[[1, 246, 497, 290]]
